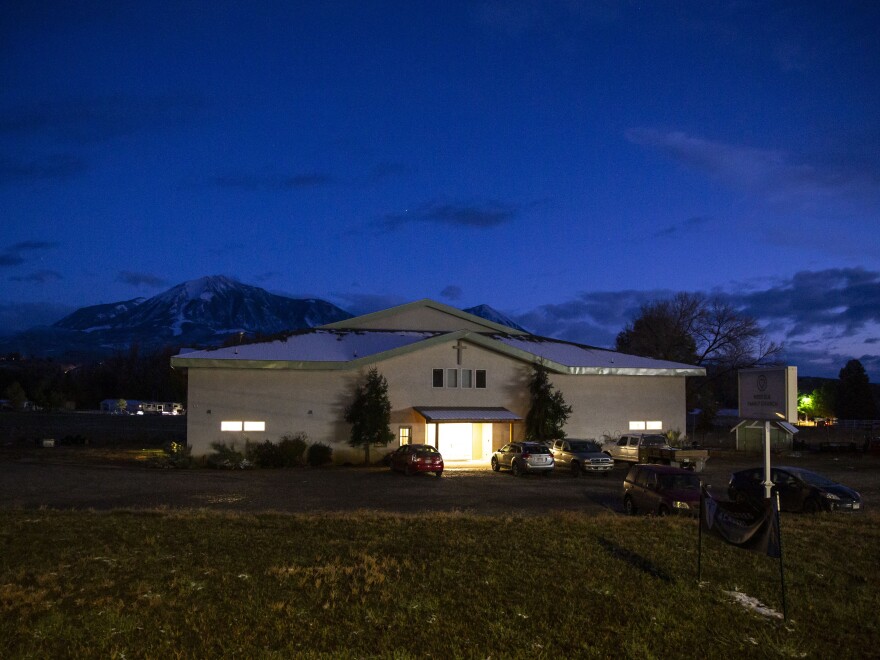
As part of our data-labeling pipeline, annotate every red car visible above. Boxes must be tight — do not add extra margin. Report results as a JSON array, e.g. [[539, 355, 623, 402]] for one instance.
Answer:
[[389, 444, 444, 477]]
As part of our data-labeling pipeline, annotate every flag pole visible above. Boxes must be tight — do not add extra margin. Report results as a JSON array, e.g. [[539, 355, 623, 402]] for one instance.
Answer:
[[697, 483, 704, 583], [775, 490, 787, 621]]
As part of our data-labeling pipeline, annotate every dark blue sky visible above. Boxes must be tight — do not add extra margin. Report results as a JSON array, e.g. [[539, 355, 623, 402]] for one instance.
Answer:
[[2, 1, 879, 379]]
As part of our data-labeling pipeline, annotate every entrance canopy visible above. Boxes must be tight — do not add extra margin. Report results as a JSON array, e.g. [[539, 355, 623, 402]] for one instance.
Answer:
[[414, 407, 522, 423]]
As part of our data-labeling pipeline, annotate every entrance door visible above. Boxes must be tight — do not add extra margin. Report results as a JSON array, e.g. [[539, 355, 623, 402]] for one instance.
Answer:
[[438, 423, 473, 460]]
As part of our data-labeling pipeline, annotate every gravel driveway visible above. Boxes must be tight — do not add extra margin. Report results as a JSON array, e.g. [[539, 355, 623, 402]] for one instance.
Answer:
[[2, 449, 877, 515]]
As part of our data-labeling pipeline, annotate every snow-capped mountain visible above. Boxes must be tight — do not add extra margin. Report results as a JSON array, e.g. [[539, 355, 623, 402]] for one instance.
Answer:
[[1, 276, 528, 361], [463, 304, 528, 332], [4, 276, 352, 360]]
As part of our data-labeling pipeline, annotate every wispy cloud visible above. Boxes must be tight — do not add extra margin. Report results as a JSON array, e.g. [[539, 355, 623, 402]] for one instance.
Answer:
[[626, 127, 880, 213], [9, 270, 62, 283], [0, 94, 206, 144], [376, 201, 519, 233], [213, 172, 334, 191], [651, 216, 711, 239], [0, 241, 58, 268], [0, 154, 87, 184], [441, 285, 463, 301], [116, 271, 169, 289]]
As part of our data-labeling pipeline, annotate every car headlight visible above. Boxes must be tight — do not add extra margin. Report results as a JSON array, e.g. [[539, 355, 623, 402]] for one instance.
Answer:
[[672, 501, 690, 509], [821, 492, 840, 501]]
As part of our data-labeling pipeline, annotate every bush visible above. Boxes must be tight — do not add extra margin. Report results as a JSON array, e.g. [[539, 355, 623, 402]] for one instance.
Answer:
[[278, 433, 308, 467], [162, 441, 193, 468], [207, 440, 249, 469], [245, 439, 285, 468], [306, 442, 333, 467]]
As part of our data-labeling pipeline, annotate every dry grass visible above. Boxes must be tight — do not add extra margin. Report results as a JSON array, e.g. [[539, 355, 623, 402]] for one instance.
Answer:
[[1, 509, 878, 658]]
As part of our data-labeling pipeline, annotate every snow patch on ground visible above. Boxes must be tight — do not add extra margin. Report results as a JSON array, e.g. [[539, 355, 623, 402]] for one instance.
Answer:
[[723, 590, 783, 619]]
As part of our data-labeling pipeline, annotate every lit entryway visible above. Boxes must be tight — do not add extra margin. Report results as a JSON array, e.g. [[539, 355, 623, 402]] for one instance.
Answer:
[[434, 422, 492, 461]]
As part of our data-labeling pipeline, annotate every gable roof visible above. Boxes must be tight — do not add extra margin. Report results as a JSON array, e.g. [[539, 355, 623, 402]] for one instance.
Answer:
[[171, 327, 705, 376], [322, 298, 527, 335]]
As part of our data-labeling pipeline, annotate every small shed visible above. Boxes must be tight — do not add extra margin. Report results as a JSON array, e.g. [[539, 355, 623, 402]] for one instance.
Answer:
[[731, 419, 799, 452]]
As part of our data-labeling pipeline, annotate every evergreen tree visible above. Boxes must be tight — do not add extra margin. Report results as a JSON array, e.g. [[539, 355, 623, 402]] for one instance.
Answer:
[[344, 367, 394, 464], [525, 362, 572, 442], [837, 359, 877, 420]]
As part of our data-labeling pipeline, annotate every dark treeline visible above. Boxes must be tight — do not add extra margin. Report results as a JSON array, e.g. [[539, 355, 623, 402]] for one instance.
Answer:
[[1, 345, 187, 411]]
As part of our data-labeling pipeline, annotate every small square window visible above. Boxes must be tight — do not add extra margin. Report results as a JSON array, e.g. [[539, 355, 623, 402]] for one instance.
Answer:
[[432, 369, 444, 388]]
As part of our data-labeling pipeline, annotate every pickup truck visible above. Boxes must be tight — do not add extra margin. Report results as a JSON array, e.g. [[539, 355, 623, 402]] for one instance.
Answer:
[[550, 439, 614, 476], [603, 433, 709, 472]]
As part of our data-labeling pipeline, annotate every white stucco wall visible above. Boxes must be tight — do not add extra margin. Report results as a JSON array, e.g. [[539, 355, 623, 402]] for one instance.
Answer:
[[183, 337, 689, 463]]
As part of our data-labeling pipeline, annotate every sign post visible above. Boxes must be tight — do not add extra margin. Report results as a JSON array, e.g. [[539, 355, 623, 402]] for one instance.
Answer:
[[738, 366, 797, 500]]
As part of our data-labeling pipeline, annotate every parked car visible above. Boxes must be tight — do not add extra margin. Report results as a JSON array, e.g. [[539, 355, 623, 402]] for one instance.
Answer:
[[389, 444, 444, 477], [623, 463, 701, 516], [550, 439, 614, 476], [491, 442, 554, 477], [728, 466, 862, 513], [603, 433, 669, 462]]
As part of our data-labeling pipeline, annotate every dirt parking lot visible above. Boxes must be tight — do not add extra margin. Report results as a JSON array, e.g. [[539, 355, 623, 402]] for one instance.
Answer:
[[1, 447, 878, 515]]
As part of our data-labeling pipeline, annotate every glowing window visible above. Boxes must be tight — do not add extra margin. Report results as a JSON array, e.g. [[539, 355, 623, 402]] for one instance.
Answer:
[[646, 421, 663, 430], [399, 426, 411, 446], [243, 421, 265, 432], [629, 421, 646, 431], [221, 421, 243, 432]]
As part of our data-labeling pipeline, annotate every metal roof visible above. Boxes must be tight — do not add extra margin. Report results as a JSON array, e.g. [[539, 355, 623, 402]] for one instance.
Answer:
[[414, 407, 523, 422]]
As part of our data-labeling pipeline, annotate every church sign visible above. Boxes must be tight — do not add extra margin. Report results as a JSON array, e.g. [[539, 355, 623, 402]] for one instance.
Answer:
[[738, 366, 797, 423]]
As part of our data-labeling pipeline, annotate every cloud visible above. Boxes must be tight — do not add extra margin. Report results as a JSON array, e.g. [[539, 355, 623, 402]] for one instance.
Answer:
[[651, 216, 711, 239], [116, 271, 169, 289], [0, 240, 58, 268], [510, 270, 880, 380], [0, 94, 206, 144], [726, 268, 880, 338], [626, 128, 880, 213], [0, 154, 87, 184], [376, 201, 519, 233], [9, 270, 62, 283], [213, 172, 334, 191], [441, 285, 463, 301]]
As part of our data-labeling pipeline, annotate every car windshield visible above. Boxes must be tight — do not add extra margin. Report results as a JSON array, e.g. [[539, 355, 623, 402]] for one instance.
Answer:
[[658, 474, 700, 491], [524, 445, 551, 454], [789, 469, 836, 488], [569, 441, 601, 452]]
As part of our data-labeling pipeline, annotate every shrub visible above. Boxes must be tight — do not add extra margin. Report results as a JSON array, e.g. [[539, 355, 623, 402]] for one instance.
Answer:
[[163, 441, 193, 468], [278, 433, 309, 467], [207, 440, 249, 469], [306, 442, 333, 467], [245, 439, 286, 468]]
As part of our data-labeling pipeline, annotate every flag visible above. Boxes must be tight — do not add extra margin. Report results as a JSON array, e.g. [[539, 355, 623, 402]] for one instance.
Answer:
[[700, 486, 781, 558]]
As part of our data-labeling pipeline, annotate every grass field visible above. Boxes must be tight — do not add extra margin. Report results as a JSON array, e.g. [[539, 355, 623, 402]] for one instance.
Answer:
[[1, 509, 878, 658]]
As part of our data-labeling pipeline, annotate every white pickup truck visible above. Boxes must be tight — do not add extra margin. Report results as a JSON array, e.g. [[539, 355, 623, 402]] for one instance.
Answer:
[[603, 433, 709, 472]]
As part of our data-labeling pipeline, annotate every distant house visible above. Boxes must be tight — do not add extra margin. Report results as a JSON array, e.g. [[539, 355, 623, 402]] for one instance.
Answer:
[[171, 299, 705, 462], [99, 399, 184, 415]]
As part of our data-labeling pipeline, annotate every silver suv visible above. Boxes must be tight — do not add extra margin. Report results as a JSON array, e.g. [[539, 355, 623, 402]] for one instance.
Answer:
[[491, 442, 554, 477], [550, 439, 614, 476]]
